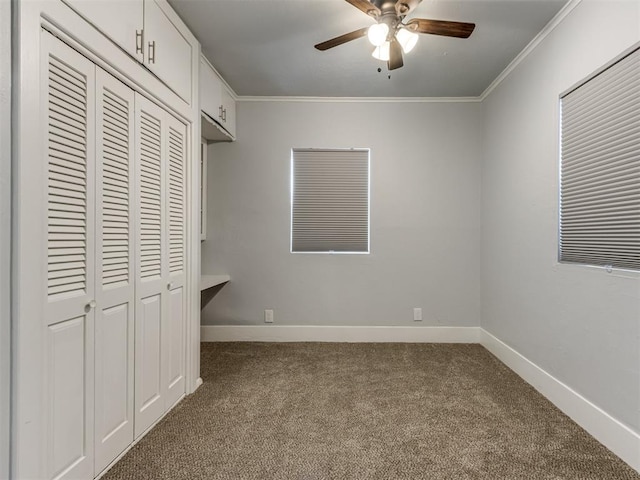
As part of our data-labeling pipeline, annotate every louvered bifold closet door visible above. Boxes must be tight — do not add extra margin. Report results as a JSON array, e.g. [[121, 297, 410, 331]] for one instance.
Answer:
[[163, 115, 187, 410], [134, 95, 167, 438], [94, 69, 135, 476], [560, 47, 640, 270], [42, 32, 96, 480]]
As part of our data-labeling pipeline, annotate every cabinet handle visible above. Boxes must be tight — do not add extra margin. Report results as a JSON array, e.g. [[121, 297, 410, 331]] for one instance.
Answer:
[[148, 40, 156, 64], [136, 30, 143, 55], [84, 300, 96, 313], [222, 108, 227, 122], [167, 282, 174, 290], [218, 105, 223, 120]]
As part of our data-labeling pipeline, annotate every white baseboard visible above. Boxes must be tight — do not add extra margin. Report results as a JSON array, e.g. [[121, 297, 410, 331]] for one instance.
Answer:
[[201, 325, 480, 343], [480, 329, 640, 473]]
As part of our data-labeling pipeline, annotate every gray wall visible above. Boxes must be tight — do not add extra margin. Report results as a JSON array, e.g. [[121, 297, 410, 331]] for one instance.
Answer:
[[481, 0, 640, 433], [0, 0, 11, 477], [202, 100, 482, 327]]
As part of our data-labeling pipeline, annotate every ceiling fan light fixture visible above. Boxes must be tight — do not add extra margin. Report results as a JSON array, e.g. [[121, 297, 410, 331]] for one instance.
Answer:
[[314, 0, 477, 71], [367, 23, 389, 47], [396, 27, 419, 54], [371, 41, 390, 61]]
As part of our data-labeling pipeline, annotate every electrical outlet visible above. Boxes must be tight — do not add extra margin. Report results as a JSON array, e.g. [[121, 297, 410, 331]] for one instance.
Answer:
[[264, 309, 274, 323], [413, 307, 422, 322]]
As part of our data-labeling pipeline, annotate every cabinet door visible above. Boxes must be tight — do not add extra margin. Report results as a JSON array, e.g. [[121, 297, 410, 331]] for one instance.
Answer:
[[144, 0, 193, 104], [199, 57, 222, 123], [63, 0, 143, 62], [134, 94, 166, 438], [42, 31, 96, 480], [220, 86, 236, 138], [94, 69, 135, 475], [163, 115, 187, 409]]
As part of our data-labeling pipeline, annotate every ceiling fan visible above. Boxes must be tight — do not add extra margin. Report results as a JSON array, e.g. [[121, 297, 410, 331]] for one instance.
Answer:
[[314, 0, 475, 71]]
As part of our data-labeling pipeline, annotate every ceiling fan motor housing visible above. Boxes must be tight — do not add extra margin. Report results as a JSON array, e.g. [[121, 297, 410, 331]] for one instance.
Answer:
[[370, 0, 421, 17], [378, 14, 401, 39]]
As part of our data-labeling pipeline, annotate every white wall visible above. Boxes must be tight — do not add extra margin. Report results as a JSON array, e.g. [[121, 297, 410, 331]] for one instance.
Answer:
[[202, 100, 482, 328], [481, 0, 640, 434], [0, 0, 11, 477]]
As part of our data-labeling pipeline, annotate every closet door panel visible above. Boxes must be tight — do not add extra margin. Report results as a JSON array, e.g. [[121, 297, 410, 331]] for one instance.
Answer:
[[42, 32, 95, 480], [45, 35, 96, 326], [94, 303, 130, 469], [164, 116, 186, 408], [134, 95, 166, 437], [136, 293, 163, 430], [47, 317, 92, 480], [94, 69, 135, 475], [165, 285, 184, 407]]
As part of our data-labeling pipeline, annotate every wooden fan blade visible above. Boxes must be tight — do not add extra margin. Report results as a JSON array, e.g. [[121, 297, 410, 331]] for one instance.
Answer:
[[395, 0, 421, 17], [345, 0, 380, 18], [406, 19, 475, 38], [388, 38, 403, 70], [315, 27, 369, 51]]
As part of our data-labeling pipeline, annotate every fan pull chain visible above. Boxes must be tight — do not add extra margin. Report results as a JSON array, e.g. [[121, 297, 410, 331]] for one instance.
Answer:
[[376, 67, 392, 79]]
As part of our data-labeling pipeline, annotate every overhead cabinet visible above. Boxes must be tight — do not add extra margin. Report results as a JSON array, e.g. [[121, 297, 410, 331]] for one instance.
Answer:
[[61, 0, 143, 61], [220, 86, 236, 138], [62, 0, 193, 104], [200, 56, 236, 140], [42, 31, 187, 479], [143, 0, 193, 105], [199, 58, 222, 124]]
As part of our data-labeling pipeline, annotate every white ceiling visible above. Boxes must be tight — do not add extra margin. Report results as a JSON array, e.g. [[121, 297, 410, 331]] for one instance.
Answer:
[[168, 0, 568, 98]]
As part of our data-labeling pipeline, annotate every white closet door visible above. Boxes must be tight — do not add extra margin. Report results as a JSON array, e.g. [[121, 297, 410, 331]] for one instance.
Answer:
[[42, 31, 96, 480], [134, 94, 166, 437], [163, 115, 186, 409], [94, 68, 135, 475]]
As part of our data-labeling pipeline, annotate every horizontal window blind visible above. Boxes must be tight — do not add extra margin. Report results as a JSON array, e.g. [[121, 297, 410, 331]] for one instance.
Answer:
[[291, 148, 369, 253], [559, 46, 640, 271]]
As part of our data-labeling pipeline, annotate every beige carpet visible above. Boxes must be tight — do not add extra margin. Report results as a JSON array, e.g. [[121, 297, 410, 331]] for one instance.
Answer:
[[103, 343, 639, 479]]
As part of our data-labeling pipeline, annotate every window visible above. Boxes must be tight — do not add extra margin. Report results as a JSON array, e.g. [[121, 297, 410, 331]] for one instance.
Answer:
[[291, 148, 370, 253], [559, 46, 640, 271]]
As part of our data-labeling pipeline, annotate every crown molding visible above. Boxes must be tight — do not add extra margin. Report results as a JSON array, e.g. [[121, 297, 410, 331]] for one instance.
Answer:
[[236, 95, 482, 103], [479, 0, 583, 101]]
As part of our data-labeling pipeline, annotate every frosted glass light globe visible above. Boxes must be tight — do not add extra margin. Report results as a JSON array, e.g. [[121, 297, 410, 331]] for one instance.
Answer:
[[371, 41, 391, 61], [367, 23, 389, 47], [396, 28, 419, 53]]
